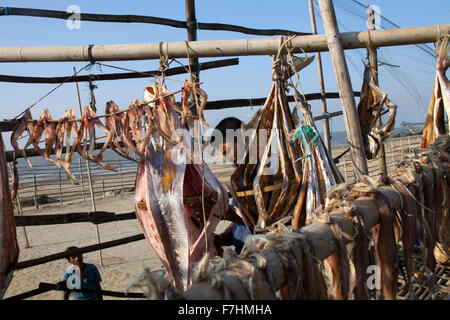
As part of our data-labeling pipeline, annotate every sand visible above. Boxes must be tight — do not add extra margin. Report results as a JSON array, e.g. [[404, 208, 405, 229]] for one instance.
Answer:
[[3, 193, 231, 300]]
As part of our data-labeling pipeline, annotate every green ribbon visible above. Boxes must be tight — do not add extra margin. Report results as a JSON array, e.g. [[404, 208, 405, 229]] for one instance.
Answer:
[[291, 125, 320, 161]]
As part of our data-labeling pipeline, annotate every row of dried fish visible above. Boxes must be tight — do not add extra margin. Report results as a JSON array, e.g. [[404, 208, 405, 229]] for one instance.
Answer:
[[10, 81, 206, 188]]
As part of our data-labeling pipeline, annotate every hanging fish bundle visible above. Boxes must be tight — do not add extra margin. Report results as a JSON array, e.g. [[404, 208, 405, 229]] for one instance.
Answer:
[[0, 132, 19, 299], [421, 36, 449, 148], [357, 65, 397, 159], [133, 81, 229, 292], [289, 88, 345, 227], [230, 60, 304, 231]]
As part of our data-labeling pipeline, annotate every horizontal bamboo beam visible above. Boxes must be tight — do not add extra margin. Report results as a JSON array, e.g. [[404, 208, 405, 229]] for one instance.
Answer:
[[0, 58, 238, 83], [0, 24, 447, 62], [0, 6, 310, 37], [204, 91, 361, 110], [15, 234, 145, 270]]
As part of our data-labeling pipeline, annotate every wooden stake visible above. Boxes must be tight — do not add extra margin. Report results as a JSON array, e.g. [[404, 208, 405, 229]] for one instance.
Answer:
[[118, 158, 124, 193], [308, 0, 331, 152], [367, 6, 388, 176], [317, 0, 368, 176], [73, 66, 103, 267], [8, 162, 30, 248], [33, 173, 39, 210], [78, 158, 86, 202], [58, 167, 62, 206]]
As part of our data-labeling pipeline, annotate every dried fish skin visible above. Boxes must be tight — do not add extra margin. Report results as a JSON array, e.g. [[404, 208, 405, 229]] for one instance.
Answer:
[[0, 132, 19, 299]]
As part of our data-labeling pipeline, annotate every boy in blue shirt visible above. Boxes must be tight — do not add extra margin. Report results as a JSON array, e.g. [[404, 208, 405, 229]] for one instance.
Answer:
[[61, 246, 103, 300], [211, 117, 250, 255]]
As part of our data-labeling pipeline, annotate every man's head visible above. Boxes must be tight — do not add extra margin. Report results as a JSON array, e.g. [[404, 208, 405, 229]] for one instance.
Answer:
[[212, 117, 243, 166], [65, 246, 83, 266]]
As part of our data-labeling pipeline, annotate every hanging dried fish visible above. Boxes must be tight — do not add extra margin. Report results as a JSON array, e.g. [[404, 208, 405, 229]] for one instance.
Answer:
[[55, 108, 79, 182], [0, 132, 19, 299], [230, 76, 303, 231], [289, 88, 345, 227], [421, 37, 449, 148], [357, 66, 397, 159], [134, 81, 229, 292]]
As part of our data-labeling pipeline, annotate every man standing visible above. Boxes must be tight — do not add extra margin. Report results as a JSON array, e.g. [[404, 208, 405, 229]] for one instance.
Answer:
[[61, 246, 103, 300]]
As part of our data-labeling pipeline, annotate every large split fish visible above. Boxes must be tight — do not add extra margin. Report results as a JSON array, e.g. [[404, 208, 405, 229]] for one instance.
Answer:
[[0, 131, 19, 299], [134, 82, 228, 292]]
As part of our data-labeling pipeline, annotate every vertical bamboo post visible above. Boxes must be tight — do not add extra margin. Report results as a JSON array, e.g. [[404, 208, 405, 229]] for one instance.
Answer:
[[33, 173, 39, 210], [78, 158, 86, 202], [185, 0, 199, 83], [185, 0, 202, 143], [308, 0, 331, 152], [9, 163, 30, 248], [58, 167, 62, 206], [317, 0, 368, 176], [367, 6, 388, 176], [73, 66, 103, 267]]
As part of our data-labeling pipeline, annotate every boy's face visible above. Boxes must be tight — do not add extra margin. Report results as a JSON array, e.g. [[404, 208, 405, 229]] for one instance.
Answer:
[[220, 141, 238, 165], [68, 254, 83, 266]]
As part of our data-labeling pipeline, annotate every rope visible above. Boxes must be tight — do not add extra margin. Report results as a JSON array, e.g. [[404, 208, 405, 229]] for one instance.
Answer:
[[0, 6, 11, 15], [13, 62, 92, 120], [88, 75, 98, 112]]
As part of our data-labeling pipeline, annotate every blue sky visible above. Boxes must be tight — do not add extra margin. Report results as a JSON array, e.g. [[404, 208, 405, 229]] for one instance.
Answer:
[[0, 0, 448, 149]]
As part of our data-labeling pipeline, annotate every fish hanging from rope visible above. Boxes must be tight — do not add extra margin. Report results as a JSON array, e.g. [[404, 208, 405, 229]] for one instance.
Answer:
[[421, 36, 449, 148], [357, 65, 397, 159], [230, 76, 303, 231], [0, 131, 19, 299], [134, 81, 228, 292], [289, 87, 345, 227]]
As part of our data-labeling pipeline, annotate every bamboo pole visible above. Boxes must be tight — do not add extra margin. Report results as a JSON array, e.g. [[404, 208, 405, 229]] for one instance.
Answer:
[[118, 158, 124, 193], [0, 58, 238, 83], [317, 0, 368, 176], [0, 25, 447, 62], [58, 167, 62, 206], [78, 158, 86, 202], [8, 162, 30, 248], [32, 173, 38, 209], [308, 0, 331, 152], [73, 66, 103, 267], [367, 6, 388, 176], [185, 0, 199, 83], [0, 7, 310, 37]]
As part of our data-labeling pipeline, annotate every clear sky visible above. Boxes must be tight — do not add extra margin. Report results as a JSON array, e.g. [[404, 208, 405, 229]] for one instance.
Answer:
[[0, 0, 448, 149]]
